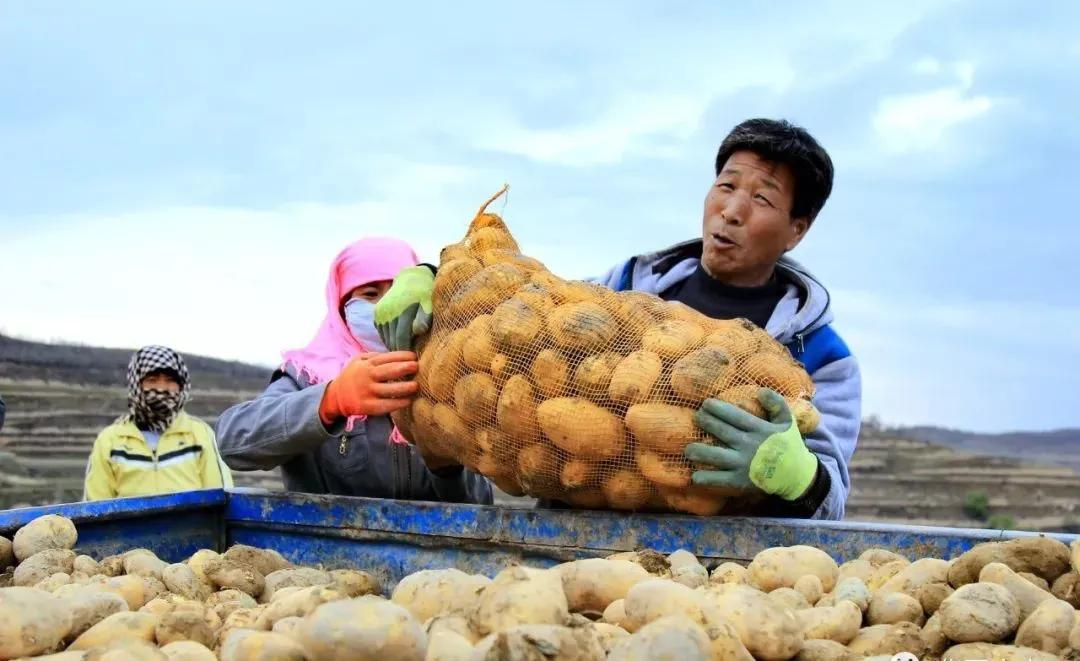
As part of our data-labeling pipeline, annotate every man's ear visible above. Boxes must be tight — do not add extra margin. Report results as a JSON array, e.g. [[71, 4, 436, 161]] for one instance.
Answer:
[[785, 217, 811, 251]]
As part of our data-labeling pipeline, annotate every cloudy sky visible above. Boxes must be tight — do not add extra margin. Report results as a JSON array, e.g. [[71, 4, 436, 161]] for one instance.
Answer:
[[2, 1, 1078, 432]]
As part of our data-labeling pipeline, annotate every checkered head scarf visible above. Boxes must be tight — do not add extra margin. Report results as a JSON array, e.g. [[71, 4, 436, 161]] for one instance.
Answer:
[[124, 345, 191, 432]]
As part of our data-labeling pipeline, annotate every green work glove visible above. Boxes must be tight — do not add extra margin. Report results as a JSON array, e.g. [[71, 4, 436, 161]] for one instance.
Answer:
[[374, 265, 435, 352], [684, 388, 817, 501]]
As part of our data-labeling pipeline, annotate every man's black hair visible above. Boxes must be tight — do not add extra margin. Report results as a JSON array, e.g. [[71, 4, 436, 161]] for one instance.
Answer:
[[714, 118, 834, 222]]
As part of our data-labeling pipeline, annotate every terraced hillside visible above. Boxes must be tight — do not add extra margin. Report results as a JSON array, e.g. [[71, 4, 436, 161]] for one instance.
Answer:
[[2, 334, 1077, 532]]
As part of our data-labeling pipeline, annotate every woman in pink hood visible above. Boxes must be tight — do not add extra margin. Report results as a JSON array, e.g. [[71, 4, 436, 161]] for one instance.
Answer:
[[215, 237, 493, 504]]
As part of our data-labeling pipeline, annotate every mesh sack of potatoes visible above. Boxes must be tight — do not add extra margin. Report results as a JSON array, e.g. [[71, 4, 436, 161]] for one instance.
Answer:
[[392, 188, 821, 515]]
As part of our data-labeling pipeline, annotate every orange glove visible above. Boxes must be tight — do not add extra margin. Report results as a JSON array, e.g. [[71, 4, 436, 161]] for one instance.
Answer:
[[318, 351, 419, 426]]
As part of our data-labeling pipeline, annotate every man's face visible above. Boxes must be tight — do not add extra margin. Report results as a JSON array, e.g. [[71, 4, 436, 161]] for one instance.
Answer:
[[701, 150, 809, 286], [140, 371, 180, 394]]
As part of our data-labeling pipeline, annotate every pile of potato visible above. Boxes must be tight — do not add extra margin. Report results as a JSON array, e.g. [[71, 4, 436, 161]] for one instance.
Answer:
[[394, 189, 820, 515], [3, 513, 1078, 660]]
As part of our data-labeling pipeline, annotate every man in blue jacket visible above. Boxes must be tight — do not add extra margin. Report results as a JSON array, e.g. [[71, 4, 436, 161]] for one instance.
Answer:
[[377, 118, 861, 520]]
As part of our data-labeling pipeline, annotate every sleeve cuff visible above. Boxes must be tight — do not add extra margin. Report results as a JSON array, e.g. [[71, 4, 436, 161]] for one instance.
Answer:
[[765, 460, 831, 518]]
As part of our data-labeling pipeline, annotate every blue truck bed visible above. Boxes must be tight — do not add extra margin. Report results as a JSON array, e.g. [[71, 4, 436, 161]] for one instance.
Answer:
[[1, 489, 1076, 589]]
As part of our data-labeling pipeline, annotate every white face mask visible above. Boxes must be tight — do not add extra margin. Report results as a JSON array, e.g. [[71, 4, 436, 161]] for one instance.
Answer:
[[344, 299, 388, 352]]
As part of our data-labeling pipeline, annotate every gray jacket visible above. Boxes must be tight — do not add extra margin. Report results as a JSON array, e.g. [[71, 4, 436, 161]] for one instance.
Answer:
[[215, 366, 493, 504], [594, 240, 862, 520]]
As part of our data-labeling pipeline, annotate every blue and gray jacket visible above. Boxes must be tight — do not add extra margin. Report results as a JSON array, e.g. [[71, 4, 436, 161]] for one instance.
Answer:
[[593, 239, 861, 520]]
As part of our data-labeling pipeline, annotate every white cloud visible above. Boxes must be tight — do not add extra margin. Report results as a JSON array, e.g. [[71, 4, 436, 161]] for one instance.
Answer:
[[872, 61, 994, 153]]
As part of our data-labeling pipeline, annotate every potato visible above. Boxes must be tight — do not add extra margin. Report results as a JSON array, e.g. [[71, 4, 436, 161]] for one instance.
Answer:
[[706, 584, 804, 660], [12, 514, 78, 562], [517, 443, 560, 494], [866, 560, 908, 591], [14, 549, 76, 587], [425, 629, 474, 661], [572, 353, 622, 396], [489, 354, 513, 383], [710, 562, 749, 586], [184, 550, 218, 584], [938, 582, 1020, 643], [464, 225, 519, 253], [790, 398, 821, 434], [845, 622, 926, 657], [124, 550, 168, 580], [1014, 597, 1074, 654], [216, 607, 262, 647], [0, 586, 74, 658], [449, 263, 529, 318], [669, 347, 732, 401], [530, 350, 569, 398], [470, 566, 568, 636], [67, 591, 130, 642], [208, 589, 259, 612], [272, 615, 304, 639], [877, 558, 949, 597], [767, 587, 810, 611], [1050, 572, 1080, 608], [219, 629, 308, 661], [537, 398, 626, 458], [942, 643, 1059, 660], [433, 257, 483, 308], [222, 545, 291, 577], [794, 575, 824, 605], [97, 555, 124, 578], [920, 611, 949, 657], [795, 639, 857, 661], [836, 559, 874, 584], [797, 601, 862, 644], [391, 569, 491, 622], [328, 569, 379, 598], [748, 545, 840, 593], [70, 611, 158, 650], [606, 550, 671, 575], [948, 536, 1072, 587], [635, 450, 690, 489], [161, 564, 210, 602], [867, 590, 925, 626], [606, 616, 712, 661], [495, 374, 539, 444], [978, 562, 1056, 620], [472, 623, 605, 661], [160, 641, 217, 661], [548, 302, 617, 352], [490, 298, 544, 350], [427, 330, 467, 403], [602, 470, 652, 511], [590, 622, 629, 655], [461, 316, 497, 371], [454, 373, 499, 424], [625, 403, 700, 455], [670, 565, 708, 590], [97, 575, 153, 610], [742, 352, 813, 398], [155, 610, 214, 647], [605, 351, 664, 405], [261, 568, 332, 603], [554, 559, 650, 615], [425, 615, 480, 645], [914, 582, 953, 615], [859, 548, 909, 567], [36, 571, 72, 592], [73, 555, 100, 576], [203, 557, 265, 598], [298, 595, 426, 661], [658, 486, 728, 516], [0, 537, 12, 571], [602, 599, 626, 626], [255, 585, 344, 630], [703, 319, 761, 354], [1019, 571, 1050, 591], [84, 639, 167, 661], [554, 457, 594, 490], [641, 320, 705, 359]]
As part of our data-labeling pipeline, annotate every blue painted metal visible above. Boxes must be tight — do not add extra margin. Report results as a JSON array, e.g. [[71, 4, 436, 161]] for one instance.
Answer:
[[0, 489, 224, 562], [2, 488, 1077, 591]]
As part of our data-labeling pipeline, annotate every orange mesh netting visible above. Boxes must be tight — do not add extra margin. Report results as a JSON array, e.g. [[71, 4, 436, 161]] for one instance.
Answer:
[[393, 187, 820, 515]]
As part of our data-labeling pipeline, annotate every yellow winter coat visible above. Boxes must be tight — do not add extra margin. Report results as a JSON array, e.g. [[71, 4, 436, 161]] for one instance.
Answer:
[[84, 411, 233, 501]]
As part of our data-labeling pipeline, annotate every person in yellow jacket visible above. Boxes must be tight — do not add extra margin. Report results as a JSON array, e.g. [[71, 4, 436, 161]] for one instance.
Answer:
[[84, 345, 233, 500]]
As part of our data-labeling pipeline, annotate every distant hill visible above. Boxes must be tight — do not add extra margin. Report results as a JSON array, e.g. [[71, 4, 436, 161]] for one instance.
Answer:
[[885, 425, 1080, 473], [0, 333, 271, 391]]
